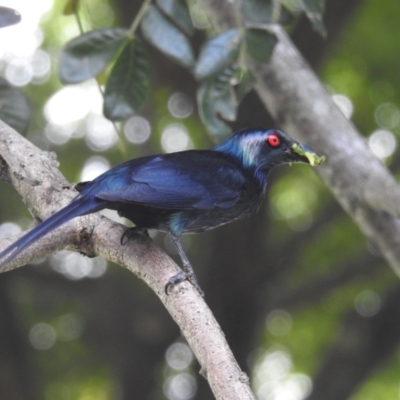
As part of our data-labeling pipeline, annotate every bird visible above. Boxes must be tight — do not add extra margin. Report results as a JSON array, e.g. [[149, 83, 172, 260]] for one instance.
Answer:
[[0, 128, 324, 295]]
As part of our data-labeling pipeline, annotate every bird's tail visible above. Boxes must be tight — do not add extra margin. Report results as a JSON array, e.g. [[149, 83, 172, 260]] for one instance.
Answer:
[[0, 196, 103, 267]]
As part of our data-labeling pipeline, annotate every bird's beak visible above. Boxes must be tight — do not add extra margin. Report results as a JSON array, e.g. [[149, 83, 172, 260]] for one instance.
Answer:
[[289, 143, 325, 166]]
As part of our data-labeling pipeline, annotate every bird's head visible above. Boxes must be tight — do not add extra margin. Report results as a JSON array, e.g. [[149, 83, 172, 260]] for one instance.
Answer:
[[216, 129, 325, 171]]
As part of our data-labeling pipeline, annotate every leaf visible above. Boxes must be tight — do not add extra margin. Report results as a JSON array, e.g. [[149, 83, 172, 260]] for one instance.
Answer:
[[0, 78, 31, 134], [156, 0, 194, 36], [141, 5, 195, 68], [59, 28, 128, 84], [241, 0, 274, 23], [104, 38, 150, 121], [0, 6, 21, 28], [197, 82, 231, 137], [194, 29, 241, 80], [242, 0, 295, 26], [302, 0, 327, 37], [197, 69, 238, 137], [63, 0, 79, 15], [278, 5, 297, 27], [215, 84, 237, 122], [245, 28, 277, 63], [236, 69, 256, 101]]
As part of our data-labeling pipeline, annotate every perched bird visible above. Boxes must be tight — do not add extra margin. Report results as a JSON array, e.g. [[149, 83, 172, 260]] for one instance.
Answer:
[[0, 128, 324, 295]]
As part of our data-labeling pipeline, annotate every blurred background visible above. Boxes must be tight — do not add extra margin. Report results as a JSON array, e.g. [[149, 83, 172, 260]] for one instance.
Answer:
[[0, 0, 400, 399]]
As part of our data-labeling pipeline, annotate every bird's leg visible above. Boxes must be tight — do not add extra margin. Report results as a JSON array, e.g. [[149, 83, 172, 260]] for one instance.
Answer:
[[165, 233, 204, 297], [120, 226, 150, 245]]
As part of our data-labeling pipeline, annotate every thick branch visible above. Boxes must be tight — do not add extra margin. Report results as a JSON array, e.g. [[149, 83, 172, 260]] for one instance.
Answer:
[[0, 121, 255, 400], [198, 0, 400, 279], [250, 26, 400, 276]]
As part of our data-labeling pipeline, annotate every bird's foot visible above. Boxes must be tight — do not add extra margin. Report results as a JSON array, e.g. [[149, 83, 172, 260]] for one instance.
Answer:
[[165, 267, 205, 297], [120, 226, 150, 245]]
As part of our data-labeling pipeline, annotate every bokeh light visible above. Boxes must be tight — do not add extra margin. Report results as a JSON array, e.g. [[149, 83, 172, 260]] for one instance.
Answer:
[[30, 48, 51, 82], [44, 86, 90, 125], [168, 92, 194, 119], [44, 122, 78, 146], [80, 156, 111, 182], [374, 102, 400, 129], [161, 124, 193, 153], [166, 343, 194, 371], [0, 222, 22, 239], [253, 349, 312, 400], [368, 129, 397, 160], [43, 81, 113, 149], [29, 322, 56, 350], [56, 313, 85, 341], [163, 373, 197, 400], [355, 290, 381, 317], [85, 114, 118, 151], [50, 251, 107, 280], [0, 0, 52, 86], [124, 115, 151, 144]]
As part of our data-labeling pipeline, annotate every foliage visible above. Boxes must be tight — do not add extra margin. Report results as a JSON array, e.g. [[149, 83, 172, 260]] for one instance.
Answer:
[[54, 0, 326, 137]]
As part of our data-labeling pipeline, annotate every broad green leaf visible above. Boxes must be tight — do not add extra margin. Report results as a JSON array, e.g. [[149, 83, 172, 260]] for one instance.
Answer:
[[104, 38, 150, 121], [194, 29, 241, 80], [302, 0, 327, 37], [0, 78, 31, 134], [197, 82, 231, 137], [245, 29, 277, 63], [197, 69, 238, 137], [242, 0, 274, 23], [59, 28, 128, 84], [242, 0, 295, 26], [0, 6, 21, 28], [215, 84, 237, 122], [236, 69, 256, 101], [63, 0, 79, 15], [156, 0, 194, 36], [278, 5, 297, 27], [141, 5, 195, 68]]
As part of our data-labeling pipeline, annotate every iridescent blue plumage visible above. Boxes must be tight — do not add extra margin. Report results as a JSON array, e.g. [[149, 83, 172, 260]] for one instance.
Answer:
[[0, 128, 322, 294]]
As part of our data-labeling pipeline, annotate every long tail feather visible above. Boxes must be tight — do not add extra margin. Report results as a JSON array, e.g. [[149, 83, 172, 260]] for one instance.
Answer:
[[0, 196, 102, 266]]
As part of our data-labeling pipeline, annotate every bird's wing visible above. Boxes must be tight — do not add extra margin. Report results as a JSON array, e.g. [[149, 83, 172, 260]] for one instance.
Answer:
[[95, 152, 246, 210]]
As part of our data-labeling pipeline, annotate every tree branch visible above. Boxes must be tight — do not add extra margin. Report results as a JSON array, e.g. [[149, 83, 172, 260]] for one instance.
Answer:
[[0, 120, 256, 400]]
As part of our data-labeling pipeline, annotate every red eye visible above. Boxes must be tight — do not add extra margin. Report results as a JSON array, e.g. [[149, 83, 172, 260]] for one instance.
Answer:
[[267, 133, 280, 147]]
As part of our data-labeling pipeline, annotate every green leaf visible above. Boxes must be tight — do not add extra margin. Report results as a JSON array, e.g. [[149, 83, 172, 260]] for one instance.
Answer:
[[245, 28, 277, 63], [104, 38, 150, 121], [302, 0, 327, 37], [194, 29, 241, 80], [0, 78, 31, 134], [198, 82, 231, 137], [59, 28, 128, 84], [242, 0, 274, 23], [278, 5, 297, 27], [197, 69, 238, 137], [156, 0, 194, 36], [141, 5, 195, 68], [215, 84, 237, 122], [0, 6, 20, 28], [236, 69, 256, 101]]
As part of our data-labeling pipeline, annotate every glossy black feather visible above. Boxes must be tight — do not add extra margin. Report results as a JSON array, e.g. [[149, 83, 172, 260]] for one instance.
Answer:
[[0, 128, 322, 293]]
